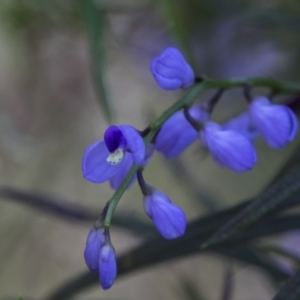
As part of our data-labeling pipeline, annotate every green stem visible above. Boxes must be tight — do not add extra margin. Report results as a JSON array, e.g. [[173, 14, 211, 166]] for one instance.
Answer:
[[83, 0, 114, 122], [103, 83, 206, 227], [103, 164, 139, 227], [150, 83, 206, 129], [203, 76, 300, 94]]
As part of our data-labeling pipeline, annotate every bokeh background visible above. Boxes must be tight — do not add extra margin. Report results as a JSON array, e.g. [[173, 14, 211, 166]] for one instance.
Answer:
[[0, 0, 300, 299]]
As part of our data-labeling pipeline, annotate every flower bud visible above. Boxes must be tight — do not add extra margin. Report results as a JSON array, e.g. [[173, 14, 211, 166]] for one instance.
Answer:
[[151, 47, 195, 90], [200, 122, 257, 172], [84, 228, 105, 272], [144, 190, 186, 239], [249, 97, 298, 149], [156, 106, 209, 158], [99, 243, 117, 290]]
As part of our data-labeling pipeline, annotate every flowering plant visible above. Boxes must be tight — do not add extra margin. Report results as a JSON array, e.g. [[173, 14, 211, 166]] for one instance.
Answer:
[[81, 46, 299, 290]]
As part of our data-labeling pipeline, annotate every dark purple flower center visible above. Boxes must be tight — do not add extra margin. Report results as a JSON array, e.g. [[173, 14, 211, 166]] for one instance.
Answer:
[[104, 126, 127, 153]]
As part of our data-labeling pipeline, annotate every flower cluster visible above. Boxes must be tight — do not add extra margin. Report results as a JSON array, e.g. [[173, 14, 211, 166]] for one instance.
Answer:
[[153, 48, 298, 171], [157, 96, 298, 172], [84, 227, 117, 290], [81, 46, 298, 290]]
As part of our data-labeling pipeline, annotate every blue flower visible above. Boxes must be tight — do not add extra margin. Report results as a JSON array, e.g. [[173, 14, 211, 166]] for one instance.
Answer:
[[143, 190, 186, 239], [82, 125, 145, 185], [151, 47, 195, 90], [249, 97, 298, 149], [200, 122, 257, 172], [99, 243, 117, 290], [156, 105, 209, 158], [223, 112, 259, 142], [84, 227, 105, 272]]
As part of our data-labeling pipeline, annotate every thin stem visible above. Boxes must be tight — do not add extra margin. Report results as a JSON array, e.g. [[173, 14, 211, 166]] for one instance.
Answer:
[[183, 105, 203, 131], [195, 76, 204, 83], [202, 76, 300, 94], [94, 203, 108, 228], [243, 85, 253, 103], [150, 83, 206, 130], [103, 84, 206, 227], [137, 169, 154, 196], [103, 164, 139, 227], [139, 127, 151, 137], [201, 88, 225, 113], [104, 226, 110, 241]]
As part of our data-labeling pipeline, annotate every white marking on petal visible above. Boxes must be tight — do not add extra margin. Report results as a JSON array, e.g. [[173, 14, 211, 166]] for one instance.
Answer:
[[106, 149, 124, 165]]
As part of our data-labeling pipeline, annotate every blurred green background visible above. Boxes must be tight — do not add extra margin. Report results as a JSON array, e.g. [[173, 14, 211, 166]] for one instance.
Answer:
[[0, 0, 300, 299]]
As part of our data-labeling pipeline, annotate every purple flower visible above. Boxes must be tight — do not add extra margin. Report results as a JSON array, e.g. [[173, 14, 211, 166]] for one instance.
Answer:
[[223, 112, 259, 142], [200, 122, 257, 172], [143, 190, 186, 239], [151, 47, 195, 90], [249, 97, 298, 149], [99, 243, 117, 290], [84, 228, 105, 272], [82, 125, 145, 185], [156, 106, 210, 158]]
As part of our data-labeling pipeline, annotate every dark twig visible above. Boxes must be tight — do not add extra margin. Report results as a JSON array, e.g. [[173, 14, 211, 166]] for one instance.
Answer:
[[0, 186, 97, 222]]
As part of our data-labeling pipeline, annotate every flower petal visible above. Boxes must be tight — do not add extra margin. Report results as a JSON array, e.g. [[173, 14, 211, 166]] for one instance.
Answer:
[[201, 122, 257, 172], [99, 244, 117, 290], [151, 58, 182, 90], [156, 106, 209, 158], [110, 145, 154, 190], [144, 190, 186, 239], [151, 47, 195, 90], [104, 125, 127, 152], [84, 228, 105, 272], [287, 107, 298, 141], [82, 140, 126, 183], [249, 97, 298, 149], [118, 125, 145, 164], [109, 154, 136, 190]]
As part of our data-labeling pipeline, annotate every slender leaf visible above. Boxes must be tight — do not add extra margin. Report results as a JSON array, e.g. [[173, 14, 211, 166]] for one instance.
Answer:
[[83, 0, 114, 122], [201, 166, 300, 249], [267, 145, 300, 189], [220, 247, 289, 282], [258, 245, 300, 266], [272, 268, 300, 300], [221, 213, 300, 246]]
